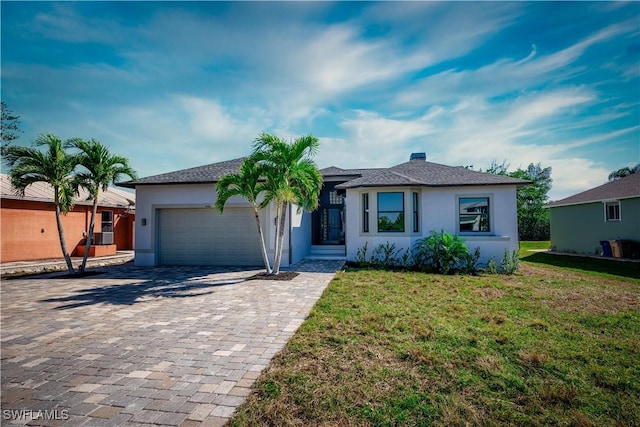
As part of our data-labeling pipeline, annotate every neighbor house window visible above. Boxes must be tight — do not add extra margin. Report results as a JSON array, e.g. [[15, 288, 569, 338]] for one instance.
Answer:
[[605, 201, 620, 222], [362, 193, 369, 233], [412, 192, 419, 232], [378, 192, 404, 232], [101, 211, 114, 232], [459, 197, 490, 232]]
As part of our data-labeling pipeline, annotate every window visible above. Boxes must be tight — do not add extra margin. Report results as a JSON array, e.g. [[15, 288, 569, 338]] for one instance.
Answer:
[[101, 211, 114, 232], [378, 192, 404, 232], [362, 193, 369, 233], [329, 190, 343, 205], [605, 201, 620, 221], [412, 192, 419, 232], [459, 197, 490, 232]]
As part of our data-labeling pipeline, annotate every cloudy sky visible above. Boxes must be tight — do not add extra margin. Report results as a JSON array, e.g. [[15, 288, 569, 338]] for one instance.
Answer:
[[2, 1, 639, 200]]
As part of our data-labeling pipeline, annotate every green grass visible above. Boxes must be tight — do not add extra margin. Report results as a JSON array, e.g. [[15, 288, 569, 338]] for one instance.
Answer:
[[519, 241, 640, 280], [230, 258, 640, 426], [519, 240, 551, 257]]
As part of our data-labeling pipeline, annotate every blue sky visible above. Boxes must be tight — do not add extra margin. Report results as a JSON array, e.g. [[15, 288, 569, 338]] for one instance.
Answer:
[[2, 1, 639, 200]]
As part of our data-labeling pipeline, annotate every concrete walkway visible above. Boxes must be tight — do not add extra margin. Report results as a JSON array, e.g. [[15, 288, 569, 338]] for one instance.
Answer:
[[1, 251, 135, 278], [1, 259, 345, 426]]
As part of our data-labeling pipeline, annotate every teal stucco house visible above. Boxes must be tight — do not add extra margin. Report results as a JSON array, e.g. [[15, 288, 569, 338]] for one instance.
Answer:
[[547, 173, 640, 257]]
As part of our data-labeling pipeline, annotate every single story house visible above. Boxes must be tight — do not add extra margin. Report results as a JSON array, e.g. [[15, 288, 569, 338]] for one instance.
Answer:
[[546, 173, 640, 257], [120, 153, 528, 267], [1, 174, 136, 262]]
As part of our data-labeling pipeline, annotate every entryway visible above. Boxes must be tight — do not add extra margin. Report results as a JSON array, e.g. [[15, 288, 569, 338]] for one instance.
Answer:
[[312, 182, 345, 246]]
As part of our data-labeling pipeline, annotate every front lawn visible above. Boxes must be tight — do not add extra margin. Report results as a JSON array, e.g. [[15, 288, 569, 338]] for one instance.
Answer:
[[230, 257, 639, 426], [520, 240, 640, 280]]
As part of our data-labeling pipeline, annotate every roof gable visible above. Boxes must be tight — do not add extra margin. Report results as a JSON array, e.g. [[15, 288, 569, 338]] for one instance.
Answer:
[[547, 173, 640, 208], [336, 160, 528, 189]]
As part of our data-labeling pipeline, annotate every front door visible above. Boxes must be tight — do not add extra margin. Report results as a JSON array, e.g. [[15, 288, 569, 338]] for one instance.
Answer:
[[321, 208, 343, 244], [312, 183, 345, 245]]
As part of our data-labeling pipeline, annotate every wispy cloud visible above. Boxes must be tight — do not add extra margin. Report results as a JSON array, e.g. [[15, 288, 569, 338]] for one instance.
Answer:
[[335, 87, 617, 199], [2, 1, 638, 200], [395, 20, 638, 109], [31, 3, 120, 43]]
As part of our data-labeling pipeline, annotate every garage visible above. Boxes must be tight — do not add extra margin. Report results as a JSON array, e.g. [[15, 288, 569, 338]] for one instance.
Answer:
[[157, 207, 264, 266]]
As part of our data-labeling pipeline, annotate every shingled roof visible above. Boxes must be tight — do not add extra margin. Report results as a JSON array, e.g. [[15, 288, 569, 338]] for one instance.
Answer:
[[120, 157, 528, 189], [546, 173, 640, 208], [335, 159, 529, 189], [1, 174, 135, 208], [320, 166, 383, 179], [118, 158, 247, 188]]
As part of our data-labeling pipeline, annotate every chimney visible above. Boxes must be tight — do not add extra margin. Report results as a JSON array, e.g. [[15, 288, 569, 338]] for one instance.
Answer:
[[410, 152, 426, 161]]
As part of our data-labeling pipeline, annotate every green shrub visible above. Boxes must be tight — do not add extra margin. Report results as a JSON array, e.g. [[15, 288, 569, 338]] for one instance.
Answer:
[[486, 257, 498, 274], [355, 242, 369, 266], [460, 247, 481, 275], [370, 242, 399, 267], [413, 230, 470, 274], [397, 247, 413, 268], [500, 249, 520, 275], [352, 235, 488, 276]]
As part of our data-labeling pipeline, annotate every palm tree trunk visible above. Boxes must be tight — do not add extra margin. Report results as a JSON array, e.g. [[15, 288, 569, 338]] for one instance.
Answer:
[[271, 203, 281, 275], [273, 201, 288, 275], [253, 205, 272, 275], [55, 204, 75, 275], [80, 193, 99, 273]]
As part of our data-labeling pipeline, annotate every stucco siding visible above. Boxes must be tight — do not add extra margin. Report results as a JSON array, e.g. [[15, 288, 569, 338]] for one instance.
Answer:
[[1, 199, 133, 262], [345, 185, 519, 265], [134, 183, 287, 267], [550, 198, 640, 255], [290, 210, 311, 264]]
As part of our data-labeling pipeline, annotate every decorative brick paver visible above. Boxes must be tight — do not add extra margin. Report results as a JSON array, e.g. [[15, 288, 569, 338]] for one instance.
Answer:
[[1, 260, 343, 425], [88, 405, 122, 418]]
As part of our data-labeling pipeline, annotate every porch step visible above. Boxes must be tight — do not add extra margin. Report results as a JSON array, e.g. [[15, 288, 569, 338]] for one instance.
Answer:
[[307, 245, 346, 260]]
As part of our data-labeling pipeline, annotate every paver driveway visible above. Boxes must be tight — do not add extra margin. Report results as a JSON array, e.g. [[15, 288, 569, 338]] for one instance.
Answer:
[[1, 260, 344, 426]]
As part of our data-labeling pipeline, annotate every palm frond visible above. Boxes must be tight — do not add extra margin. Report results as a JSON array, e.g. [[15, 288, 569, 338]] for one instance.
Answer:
[[69, 138, 137, 195]]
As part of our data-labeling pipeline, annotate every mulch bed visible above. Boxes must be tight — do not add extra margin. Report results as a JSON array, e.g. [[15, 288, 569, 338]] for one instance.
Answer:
[[248, 272, 299, 281]]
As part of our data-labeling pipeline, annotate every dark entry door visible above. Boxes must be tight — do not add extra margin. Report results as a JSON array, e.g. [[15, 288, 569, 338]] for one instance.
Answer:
[[312, 183, 345, 245], [321, 208, 343, 244]]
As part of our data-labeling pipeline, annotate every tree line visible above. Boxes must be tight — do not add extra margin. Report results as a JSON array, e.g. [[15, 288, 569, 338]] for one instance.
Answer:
[[482, 161, 552, 241]]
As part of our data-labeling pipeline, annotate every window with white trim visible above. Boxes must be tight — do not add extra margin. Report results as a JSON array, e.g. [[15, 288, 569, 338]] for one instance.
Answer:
[[459, 197, 490, 232], [604, 201, 620, 222], [378, 192, 404, 232], [412, 192, 419, 232], [362, 193, 369, 233]]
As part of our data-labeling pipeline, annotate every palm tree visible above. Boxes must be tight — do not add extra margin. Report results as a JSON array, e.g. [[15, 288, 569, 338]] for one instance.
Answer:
[[3, 134, 81, 274], [69, 138, 137, 273], [608, 163, 640, 181], [252, 133, 323, 275], [216, 157, 272, 274]]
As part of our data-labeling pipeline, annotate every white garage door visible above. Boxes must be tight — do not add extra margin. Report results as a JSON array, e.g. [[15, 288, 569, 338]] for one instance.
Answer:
[[158, 208, 264, 266]]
